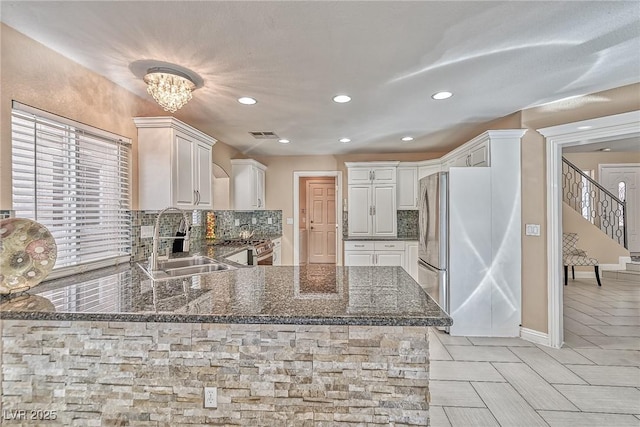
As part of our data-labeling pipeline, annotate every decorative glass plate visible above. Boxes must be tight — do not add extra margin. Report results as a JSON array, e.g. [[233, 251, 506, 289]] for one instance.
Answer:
[[0, 218, 57, 295]]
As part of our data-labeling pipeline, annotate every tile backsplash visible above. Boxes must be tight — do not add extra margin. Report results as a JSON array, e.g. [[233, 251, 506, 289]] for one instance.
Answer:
[[212, 210, 283, 239]]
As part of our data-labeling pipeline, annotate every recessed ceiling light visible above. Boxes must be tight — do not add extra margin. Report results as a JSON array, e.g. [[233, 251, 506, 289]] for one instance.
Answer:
[[577, 125, 592, 130], [333, 95, 351, 103], [401, 136, 414, 142], [339, 138, 351, 143], [278, 139, 290, 144], [600, 147, 612, 152], [432, 91, 453, 100], [238, 97, 257, 105]]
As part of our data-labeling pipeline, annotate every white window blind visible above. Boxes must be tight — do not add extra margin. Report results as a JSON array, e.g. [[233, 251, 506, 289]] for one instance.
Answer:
[[11, 102, 131, 278]]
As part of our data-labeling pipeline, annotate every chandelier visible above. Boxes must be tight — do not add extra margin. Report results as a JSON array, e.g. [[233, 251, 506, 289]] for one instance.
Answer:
[[143, 67, 196, 113]]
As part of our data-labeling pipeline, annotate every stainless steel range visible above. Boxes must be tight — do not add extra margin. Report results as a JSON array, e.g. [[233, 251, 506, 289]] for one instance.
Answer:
[[218, 238, 274, 265]]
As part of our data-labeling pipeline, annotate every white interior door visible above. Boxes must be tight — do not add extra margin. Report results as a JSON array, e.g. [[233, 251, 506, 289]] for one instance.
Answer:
[[601, 165, 640, 252], [308, 181, 336, 264]]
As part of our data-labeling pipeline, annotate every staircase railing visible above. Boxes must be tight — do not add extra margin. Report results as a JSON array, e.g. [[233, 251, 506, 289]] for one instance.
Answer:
[[562, 157, 627, 248]]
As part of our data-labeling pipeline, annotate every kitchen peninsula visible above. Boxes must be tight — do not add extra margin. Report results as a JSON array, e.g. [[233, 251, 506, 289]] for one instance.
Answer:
[[1, 263, 451, 426]]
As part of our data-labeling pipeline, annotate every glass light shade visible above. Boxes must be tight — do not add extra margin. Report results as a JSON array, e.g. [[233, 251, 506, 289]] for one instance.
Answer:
[[144, 68, 196, 113]]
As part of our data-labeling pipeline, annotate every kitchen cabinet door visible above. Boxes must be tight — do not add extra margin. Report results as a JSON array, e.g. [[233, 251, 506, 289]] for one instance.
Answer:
[[405, 241, 418, 281], [347, 185, 373, 236], [174, 132, 196, 208], [375, 251, 404, 267], [344, 251, 374, 266], [372, 184, 397, 236], [231, 159, 267, 210], [397, 166, 418, 210], [469, 142, 489, 166], [194, 141, 213, 208]]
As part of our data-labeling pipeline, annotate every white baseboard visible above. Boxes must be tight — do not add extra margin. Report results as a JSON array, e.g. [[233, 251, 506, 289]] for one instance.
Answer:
[[520, 327, 550, 346]]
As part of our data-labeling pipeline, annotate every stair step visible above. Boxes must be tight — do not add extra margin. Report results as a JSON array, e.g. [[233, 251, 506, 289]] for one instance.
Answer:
[[626, 262, 640, 272], [603, 269, 640, 282]]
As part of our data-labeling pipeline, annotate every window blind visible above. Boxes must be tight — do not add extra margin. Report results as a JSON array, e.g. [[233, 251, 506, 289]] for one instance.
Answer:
[[11, 102, 132, 278]]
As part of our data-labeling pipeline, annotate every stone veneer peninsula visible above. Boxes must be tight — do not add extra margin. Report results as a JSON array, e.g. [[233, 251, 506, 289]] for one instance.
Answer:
[[1, 263, 451, 426]]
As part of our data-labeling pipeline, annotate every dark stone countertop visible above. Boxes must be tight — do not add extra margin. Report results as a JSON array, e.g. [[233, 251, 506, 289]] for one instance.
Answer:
[[0, 262, 451, 327], [343, 235, 419, 241]]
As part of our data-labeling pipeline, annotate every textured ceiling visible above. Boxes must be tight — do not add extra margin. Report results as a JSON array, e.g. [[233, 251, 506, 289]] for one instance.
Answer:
[[2, 1, 639, 156]]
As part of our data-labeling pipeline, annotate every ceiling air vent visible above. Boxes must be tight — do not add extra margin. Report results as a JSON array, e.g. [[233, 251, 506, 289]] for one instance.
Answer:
[[249, 131, 279, 139]]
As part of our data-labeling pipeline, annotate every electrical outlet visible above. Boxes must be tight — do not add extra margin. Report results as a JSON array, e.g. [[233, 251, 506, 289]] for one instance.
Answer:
[[268, 218, 272, 225], [251, 217, 257, 225], [204, 387, 217, 408], [140, 225, 154, 238], [234, 219, 240, 226]]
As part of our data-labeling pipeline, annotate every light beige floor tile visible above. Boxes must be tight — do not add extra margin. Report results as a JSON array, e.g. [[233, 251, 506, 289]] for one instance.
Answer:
[[563, 331, 601, 349], [430, 361, 505, 382], [574, 348, 640, 367], [594, 316, 640, 326], [467, 337, 534, 347], [429, 380, 485, 407], [564, 317, 605, 336], [565, 364, 640, 387], [539, 410, 640, 426], [554, 384, 640, 414], [429, 330, 453, 361], [599, 308, 640, 316], [563, 307, 608, 325], [471, 382, 548, 426], [429, 406, 451, 427], [493, 362, 579, 411], [581, 335, 640, 350], [443, 407, 499, 427], [590, 325, 640, 337], [536, 344, 594, 365], [446, 345, 520, 362], [563, 300, 610, 316], [509, 347, 587, 384], [433, 330, 473, 346]]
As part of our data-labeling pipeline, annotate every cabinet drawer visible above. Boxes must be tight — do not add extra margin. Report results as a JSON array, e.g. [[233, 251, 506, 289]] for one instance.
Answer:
[[374, 241, 404, 251], [345, 241, 375, 251]]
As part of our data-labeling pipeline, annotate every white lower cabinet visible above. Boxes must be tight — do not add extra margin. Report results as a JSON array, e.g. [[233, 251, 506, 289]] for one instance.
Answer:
[[405, 241, 418, 281], [344, 241, 405, 269]]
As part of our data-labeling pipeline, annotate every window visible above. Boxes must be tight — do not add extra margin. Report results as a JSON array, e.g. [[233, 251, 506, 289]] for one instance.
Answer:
[[11, 102, 131, 278]]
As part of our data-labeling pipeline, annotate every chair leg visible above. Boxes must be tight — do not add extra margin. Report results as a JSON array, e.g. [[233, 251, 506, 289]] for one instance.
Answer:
[[564, 265, 568, 286], [571, 266, 575, 280], [595, 265, 602, 286]]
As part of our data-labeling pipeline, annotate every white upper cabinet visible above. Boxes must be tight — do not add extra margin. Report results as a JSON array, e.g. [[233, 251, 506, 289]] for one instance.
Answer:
[[347, 163, 397, 184], [346, 162, 399, 237], [397, 165, 418, 210], [134, 117, 216, 211], [231, 159, 267, 210], [441, 134, 490, 170]]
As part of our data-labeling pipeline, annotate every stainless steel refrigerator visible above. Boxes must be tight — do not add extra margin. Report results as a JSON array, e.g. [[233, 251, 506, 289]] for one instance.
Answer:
[[418, 168, 498, 336], [418, 172, 449, 317]]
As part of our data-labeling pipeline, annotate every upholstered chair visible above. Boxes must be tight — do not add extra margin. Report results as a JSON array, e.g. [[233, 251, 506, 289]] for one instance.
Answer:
[[562, 232, 601, 286]]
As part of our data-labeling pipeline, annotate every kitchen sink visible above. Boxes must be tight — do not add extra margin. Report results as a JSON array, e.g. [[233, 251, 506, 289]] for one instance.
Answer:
[[157, 256, 219, 270], [138, 256, 236, 280]]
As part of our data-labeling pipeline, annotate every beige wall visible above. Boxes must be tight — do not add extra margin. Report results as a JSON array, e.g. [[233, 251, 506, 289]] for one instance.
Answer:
[[563, 152, 640, 181]]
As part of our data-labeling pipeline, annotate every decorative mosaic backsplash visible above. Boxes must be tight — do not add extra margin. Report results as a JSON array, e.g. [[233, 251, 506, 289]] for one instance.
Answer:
[[212, 210, 283, 239], [343, 210, 419, 238]]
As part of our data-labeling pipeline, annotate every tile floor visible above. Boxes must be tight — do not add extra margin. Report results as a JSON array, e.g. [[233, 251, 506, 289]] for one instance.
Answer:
[[429, 276, 640, 426]]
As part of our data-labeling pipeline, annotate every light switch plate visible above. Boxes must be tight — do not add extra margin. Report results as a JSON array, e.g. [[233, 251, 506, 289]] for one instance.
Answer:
[[286, 217, 293, 225], [525, 224, 541, 236], [140, 225, 154, 239], [268, 218, 273, 224], [234, 219, 240, 226], [251, 218, 257, 225]]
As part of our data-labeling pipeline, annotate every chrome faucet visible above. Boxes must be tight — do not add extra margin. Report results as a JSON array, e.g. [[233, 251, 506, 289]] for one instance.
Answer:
[[149, 207, 191, 271]]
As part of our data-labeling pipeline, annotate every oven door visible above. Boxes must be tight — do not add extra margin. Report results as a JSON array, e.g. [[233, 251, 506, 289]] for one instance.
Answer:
[[256, 250, 273, 266]]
